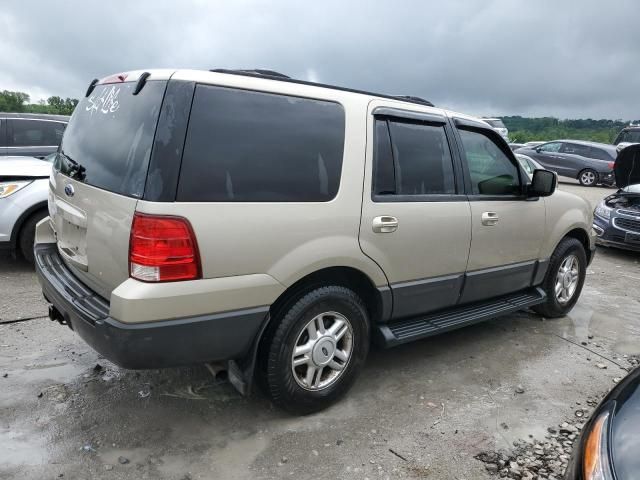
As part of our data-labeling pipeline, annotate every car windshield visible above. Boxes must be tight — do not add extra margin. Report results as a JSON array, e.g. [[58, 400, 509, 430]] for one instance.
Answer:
[[484, 119, 506, 128], [615, 130, 640, 144]]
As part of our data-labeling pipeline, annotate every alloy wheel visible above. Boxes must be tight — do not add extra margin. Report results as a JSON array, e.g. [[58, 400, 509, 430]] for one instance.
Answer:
[[555, 254, 580, 304], [291, 311, 354, 391]]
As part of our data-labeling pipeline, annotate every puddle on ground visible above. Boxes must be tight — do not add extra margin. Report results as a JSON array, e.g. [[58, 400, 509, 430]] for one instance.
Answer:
[[0, 428, 48, 466]]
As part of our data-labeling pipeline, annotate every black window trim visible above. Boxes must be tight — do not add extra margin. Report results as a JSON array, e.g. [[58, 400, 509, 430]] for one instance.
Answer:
[[371, 109, 467, 203], [452, 118, 528, 201]]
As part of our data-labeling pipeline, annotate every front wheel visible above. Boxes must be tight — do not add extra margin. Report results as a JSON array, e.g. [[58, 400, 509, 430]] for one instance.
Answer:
[[578, 169, 598, 187], [262, 286, 370, 414], [533, 237, 587, 318]]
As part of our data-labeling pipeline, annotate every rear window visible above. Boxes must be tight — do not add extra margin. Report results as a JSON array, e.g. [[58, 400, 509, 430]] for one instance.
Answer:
[[176, 85, 345, 202], [56, 81, 166, 198]]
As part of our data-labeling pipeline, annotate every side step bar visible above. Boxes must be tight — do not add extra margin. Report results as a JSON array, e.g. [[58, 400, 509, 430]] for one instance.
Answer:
[[376, 287, 546, 348]]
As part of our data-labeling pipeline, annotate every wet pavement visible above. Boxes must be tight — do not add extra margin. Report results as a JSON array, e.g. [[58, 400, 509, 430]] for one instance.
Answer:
[[1, 183, 638, 479]]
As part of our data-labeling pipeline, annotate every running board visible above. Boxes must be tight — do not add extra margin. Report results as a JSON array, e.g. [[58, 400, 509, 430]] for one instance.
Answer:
[[376, 287, 546, 348]]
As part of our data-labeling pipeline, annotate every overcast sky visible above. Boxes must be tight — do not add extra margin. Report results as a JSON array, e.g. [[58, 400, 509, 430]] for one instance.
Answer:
[[1, 0, 639, 119]]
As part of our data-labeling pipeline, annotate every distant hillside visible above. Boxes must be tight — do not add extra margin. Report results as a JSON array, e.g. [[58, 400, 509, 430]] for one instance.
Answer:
[[502, 116, 636, 144]]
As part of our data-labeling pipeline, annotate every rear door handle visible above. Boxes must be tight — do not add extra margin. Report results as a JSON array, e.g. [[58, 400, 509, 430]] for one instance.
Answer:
[[481, 211, 499, 226], [372, 216, 398, 233]]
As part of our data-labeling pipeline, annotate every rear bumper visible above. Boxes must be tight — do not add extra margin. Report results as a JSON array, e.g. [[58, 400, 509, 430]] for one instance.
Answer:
[[35, 243, 268, 369]]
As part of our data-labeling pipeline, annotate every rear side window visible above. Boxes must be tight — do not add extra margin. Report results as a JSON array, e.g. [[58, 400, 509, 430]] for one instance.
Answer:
[[458, 129, 521, 195], [589, 148, 612, 161], [373, 118, 456, 197], [10, 119, 66, 147], [177, 85, 345, 202], [561, 143, 590, 156]]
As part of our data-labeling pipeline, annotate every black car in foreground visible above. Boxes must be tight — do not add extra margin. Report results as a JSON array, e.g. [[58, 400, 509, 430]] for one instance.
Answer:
[[565, 366, 640, 479], [593, 144, 640, 251]]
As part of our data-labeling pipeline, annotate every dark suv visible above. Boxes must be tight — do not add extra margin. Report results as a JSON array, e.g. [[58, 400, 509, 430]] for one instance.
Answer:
[[0, 113, 69, 158], [613, 124, 640, 153], [518, 140, 616, 186]]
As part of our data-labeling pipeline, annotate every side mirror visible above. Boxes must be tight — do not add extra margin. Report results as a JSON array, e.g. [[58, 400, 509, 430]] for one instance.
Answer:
[[528, 169, 557, 197], [535, 147, 542, 153]]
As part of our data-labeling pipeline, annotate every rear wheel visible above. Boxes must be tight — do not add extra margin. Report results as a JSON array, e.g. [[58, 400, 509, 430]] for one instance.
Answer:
[[578, 169, 598, 187], [533, 237, 587, 318], [262, 286, 369, 414], [18, 210, 47, 264]]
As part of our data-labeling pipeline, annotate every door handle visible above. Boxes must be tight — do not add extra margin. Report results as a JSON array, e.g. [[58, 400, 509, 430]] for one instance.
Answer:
[[372, 216, 398, 233], [481, 211, 499, 226]]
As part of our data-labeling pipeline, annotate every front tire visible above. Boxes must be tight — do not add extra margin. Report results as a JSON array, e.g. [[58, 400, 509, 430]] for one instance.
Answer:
[[262, 286, 370, 414], [578, 169, 598, 187], [18, 211, 47, 264], [533, 237, 587, 318]]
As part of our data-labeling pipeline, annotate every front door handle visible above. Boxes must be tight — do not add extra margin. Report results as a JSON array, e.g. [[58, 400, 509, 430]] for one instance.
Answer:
[[372, 216, 398, 233], [481, 211, 499, 226]]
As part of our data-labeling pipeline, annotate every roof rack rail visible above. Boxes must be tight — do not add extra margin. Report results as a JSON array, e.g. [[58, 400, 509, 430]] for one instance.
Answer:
[[393, 95, 434, 107], [208, 68, 434, 108], [210, 68, 291, 79]]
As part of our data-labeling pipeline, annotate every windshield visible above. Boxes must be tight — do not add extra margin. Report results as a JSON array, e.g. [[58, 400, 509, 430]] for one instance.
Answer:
[[615, 130, 640, 145], [55, 80, 167, 198], [484, 119, 506, 129]]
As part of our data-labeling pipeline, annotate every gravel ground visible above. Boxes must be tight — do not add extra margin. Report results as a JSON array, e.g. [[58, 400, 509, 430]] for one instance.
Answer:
[[1, 182, 638, 480]]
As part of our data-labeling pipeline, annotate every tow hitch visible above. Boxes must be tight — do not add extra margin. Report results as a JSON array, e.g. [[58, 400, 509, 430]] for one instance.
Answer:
[[48, 305, 71, 329]]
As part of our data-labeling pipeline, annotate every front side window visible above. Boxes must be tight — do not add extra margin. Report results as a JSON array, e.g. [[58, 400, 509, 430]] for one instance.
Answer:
[[373, 118, 456, 197], [458, 129, 521, 195], [10, 119, 66, 147], [538, 142, 562, 153], [177, 85, 345, 202], [615, 130, 640, 145]]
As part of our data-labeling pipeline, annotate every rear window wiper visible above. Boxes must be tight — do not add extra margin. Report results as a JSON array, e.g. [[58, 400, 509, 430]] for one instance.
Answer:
[[60, 151, 86, 181]]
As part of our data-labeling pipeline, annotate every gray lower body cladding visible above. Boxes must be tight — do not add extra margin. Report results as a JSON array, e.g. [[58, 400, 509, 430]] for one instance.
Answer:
[[35, 244, 267, 369]]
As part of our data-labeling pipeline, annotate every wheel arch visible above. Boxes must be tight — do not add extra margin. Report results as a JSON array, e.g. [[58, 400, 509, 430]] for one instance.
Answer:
[[563, 227, 593, 264], [9, 201, 48, 251]]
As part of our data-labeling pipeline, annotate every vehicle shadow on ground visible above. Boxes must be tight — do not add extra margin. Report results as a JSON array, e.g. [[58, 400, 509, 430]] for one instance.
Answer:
[[0, 252, 33, 273]]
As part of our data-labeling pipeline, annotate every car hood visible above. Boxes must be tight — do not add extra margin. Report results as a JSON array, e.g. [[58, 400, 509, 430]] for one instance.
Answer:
[[615, 144, 640, 188], [0, 157, 52, 178]]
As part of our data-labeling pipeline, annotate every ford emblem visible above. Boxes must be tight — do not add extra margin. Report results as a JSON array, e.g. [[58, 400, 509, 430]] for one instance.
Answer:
[[64, 184, 75, 197]]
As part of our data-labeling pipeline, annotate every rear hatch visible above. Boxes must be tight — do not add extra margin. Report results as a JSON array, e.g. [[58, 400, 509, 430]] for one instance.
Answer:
[[49, 76, 167, 299]]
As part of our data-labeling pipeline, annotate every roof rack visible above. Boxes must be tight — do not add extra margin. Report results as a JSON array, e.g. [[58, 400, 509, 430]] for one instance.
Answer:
[[209, 68, 434, 107]]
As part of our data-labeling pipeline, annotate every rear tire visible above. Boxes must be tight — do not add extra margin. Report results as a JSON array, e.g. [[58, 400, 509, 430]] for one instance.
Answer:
[[261, 286, 369, 414], [18, 211, 47, 264], [533, 237, 587, 318], [578, 169, 598, 187]]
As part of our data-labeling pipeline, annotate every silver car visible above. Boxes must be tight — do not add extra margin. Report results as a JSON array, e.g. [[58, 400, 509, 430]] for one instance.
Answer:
[[0, 156, 52, 262]]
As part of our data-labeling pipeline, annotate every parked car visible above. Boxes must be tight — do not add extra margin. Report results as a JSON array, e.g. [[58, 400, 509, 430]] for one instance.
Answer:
[[518, 140, 616, 187], [481, 117, 509, 140], [509, 142, 525, 151], [524, 141, 545, 148], [0, 156, 52, 262], [593, 144, 640, 251], [564, 366, 640, 479], [0, 113, 69, 159], [36, 69, 595, 413], [613, 123, 640, 153], [516, 153, 544, 179]]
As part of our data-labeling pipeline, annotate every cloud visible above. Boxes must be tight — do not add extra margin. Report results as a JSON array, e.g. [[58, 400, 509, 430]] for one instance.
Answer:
[[1, 0, 638, 118]]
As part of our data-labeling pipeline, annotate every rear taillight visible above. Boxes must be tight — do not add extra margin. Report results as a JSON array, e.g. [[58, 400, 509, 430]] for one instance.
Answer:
[[129, 213, 201, 282], [607, 161, 615, 170]]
